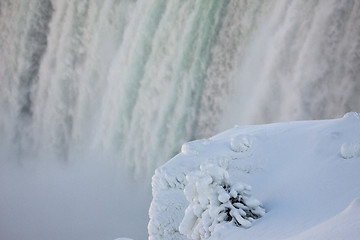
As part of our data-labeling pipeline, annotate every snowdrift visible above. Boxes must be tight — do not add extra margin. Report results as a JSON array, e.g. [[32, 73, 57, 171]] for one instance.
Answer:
[[149, 113, 360, 240]]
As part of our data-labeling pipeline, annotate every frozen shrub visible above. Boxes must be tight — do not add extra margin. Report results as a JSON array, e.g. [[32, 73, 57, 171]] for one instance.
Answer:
[[179, 164, 265, 240]]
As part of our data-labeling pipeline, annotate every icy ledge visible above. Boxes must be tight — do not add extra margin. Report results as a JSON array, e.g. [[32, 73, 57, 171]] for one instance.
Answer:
[[148, 113, 360, 240]]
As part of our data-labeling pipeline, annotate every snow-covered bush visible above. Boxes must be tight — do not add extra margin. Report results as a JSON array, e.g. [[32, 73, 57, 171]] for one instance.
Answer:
[[179, 164, 265, 240]]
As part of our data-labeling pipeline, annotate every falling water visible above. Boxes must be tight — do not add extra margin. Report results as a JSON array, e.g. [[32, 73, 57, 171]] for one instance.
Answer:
[[0, 0, 359, 239], [218, 0, 360, 129]]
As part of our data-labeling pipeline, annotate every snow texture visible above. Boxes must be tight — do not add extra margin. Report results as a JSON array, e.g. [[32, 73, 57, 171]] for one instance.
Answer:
[[149, 113, 360, 240], [287, 198, 360, 240]]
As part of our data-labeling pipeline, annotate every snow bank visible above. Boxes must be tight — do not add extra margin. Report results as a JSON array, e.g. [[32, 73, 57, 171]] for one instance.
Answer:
[[287, 198, 360, 240], [149, 113, 360, 240]]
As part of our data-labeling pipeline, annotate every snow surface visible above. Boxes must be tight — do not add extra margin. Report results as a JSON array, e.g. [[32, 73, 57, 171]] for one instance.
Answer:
[[287, 198, 360, 240], [149, 112, 360, 240]]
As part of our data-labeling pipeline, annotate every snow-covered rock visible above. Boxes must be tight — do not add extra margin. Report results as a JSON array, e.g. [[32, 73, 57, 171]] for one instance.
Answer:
[[149, 113, 360, 240]]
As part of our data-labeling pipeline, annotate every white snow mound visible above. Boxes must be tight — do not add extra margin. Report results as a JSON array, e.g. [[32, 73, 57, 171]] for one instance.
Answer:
[[149, 113, 360, 240], [340, 142, 360, 159]]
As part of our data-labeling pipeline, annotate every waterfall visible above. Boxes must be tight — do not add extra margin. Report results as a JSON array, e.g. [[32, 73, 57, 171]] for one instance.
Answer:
[[0, 0, 359, 239], [0, 0, 231, 175], [219, 0, 360, 129]]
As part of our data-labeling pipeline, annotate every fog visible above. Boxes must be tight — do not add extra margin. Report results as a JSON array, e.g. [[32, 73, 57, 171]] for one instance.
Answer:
[[0, 157, 151, 240]]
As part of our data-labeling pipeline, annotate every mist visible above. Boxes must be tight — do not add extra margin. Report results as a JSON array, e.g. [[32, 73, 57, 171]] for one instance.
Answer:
[[0, 156, 151, 240]]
